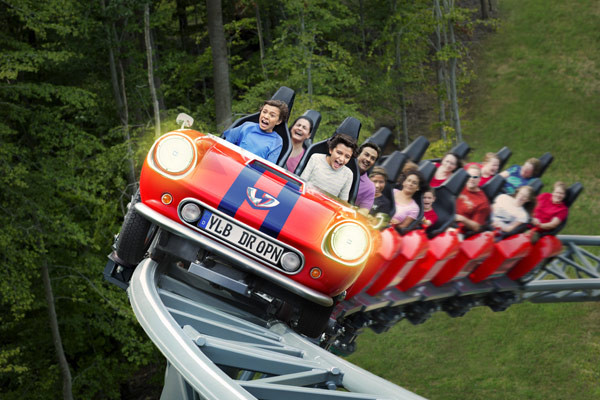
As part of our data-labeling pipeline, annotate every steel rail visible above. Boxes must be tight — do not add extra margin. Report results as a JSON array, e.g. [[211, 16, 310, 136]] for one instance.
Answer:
[[128, 257, 426, 400]]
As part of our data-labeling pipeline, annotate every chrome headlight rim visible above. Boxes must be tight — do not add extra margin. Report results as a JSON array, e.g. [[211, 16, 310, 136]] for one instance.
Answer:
[[322, 221, 371, 266], [149, 133, 197, 178]]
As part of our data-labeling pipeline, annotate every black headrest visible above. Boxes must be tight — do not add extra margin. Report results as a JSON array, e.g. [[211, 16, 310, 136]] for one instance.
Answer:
[[481, 174, 505, 203], [346, 158, 361, 204], [425, 169, 468, 238], [565, 182, 583, 207], [418, 160, 436, 184], [271, 86, 295, 116], [380, 182, 396, 219], [529, 178, 544, 194], [496, 146, 512, 171], [365, 127, 392, 151], [401, 135, 430, 163], [442, 168, 469, 196], [449, 141, 471, 160], [335, 117, 361, 140], [301, 109, 321, 142], [534, 152, 553, 178], [380, 151, 408, 183], [295, 109, 321, 150]]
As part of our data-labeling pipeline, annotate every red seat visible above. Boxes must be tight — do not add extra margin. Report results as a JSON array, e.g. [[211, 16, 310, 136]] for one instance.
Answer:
[[507, 235, 562, 281], [366, 230, 429, 296], [345, 227, 402, 299], [397, 230, 460, 291], [432, 231, 495, 286], [469, 233, 532, 283]]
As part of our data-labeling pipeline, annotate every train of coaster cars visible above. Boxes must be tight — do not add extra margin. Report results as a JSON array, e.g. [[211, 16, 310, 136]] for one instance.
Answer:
[[105, 87, 582, 352]]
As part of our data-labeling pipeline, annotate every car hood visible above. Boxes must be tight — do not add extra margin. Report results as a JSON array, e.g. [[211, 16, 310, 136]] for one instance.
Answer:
[[192, 138, 360, 243]]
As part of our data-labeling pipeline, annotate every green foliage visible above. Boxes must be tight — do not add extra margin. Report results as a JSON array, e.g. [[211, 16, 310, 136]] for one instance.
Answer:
[[348, 1, 600, 399], [1, 0, 594, 398], [1, 0, 162, 397], [426, 135, 456, 159]]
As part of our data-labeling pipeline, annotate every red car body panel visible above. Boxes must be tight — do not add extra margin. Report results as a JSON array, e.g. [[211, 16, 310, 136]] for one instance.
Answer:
[[138, 130, 379, 298], [432, 231, 496, 286], [345, 227, 402, 299], [397, 230, 461, 291], [366, 230, 429, 296], [469, 233, 532, 283], [507, 235, 562, 280]]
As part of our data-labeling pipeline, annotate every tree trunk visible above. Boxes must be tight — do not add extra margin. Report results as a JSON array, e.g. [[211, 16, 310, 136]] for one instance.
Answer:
[[150, 28, 166, 111], [392, 0, 408, 147], [299, 10, 313, 102], [144, 3, 161, 139], [176, 0, 189, 51], [433, 0, 447, 140], [41, 258, 73, 400], [117, 58, 136, 188], [358, 0, 367, 58], [101, 0, 136, 187], [206, 0, 232, 132], [255, 3, 267, 79], [480, 0, 489, 19], [445, 0, 462, 143], [400, 90, 409, 147]]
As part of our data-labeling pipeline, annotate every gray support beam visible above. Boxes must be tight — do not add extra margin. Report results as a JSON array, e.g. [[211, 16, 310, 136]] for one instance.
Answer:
[[128, 258, 427, 400]]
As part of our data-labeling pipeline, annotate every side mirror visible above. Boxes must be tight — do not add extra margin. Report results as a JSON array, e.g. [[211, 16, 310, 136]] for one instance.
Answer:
[[176, 113, 194, 129]]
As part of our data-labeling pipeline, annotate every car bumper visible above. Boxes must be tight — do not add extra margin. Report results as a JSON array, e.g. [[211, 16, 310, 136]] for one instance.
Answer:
[[134, 203, 334, 307]]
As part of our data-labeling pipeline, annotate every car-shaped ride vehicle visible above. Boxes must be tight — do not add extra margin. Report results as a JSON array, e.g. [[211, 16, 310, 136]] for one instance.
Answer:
[[111, 113, 381, 337]]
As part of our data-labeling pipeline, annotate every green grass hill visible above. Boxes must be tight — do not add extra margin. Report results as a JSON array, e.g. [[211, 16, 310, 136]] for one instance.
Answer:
[[347, 0, 600, 398]]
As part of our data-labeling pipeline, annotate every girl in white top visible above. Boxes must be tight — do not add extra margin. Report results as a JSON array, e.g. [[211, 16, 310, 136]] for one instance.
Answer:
[[491, 185, 536, 233]]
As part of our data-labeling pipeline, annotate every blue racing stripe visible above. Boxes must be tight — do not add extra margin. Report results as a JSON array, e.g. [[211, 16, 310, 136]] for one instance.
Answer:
[[217, 163, 300, 238], [217, 167, 261, 217], [259, 185, 300, 238]]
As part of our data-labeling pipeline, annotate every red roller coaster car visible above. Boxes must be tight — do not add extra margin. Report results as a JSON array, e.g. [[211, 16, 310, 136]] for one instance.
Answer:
[[112, 114, 386, 337]]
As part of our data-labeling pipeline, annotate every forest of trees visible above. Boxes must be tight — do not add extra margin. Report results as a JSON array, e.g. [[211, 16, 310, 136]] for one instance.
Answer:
[[0, 0, 495, 398]]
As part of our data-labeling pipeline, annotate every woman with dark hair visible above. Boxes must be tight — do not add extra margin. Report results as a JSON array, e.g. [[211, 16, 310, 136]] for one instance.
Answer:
[[300, 133, 357, 201], [532, 181, 568, 231], [431, 152, 461, 187], [286, 116, 314, 172], [391, 170, 426, 229], [491, 185, 536, 233]]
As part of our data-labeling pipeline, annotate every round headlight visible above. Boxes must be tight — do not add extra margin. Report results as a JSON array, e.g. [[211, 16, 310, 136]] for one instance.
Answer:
[[180, 203, 201, 223], [155, 135, 195, 175], [280, 252, 301, 272], [329, 223, 369, 262]]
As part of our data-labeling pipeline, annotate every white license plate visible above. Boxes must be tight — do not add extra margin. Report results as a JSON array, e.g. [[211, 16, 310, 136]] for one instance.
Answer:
[[198, 210, 284, 264]]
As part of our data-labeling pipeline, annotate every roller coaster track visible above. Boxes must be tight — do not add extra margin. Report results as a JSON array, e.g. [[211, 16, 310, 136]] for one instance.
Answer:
[[522, 235, 600, 303], [106, 235, 600, 399]]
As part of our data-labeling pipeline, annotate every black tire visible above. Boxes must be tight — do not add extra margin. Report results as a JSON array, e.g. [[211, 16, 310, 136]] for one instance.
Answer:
[[115, 192, 153, 267], [295, 301, 334, 338]]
